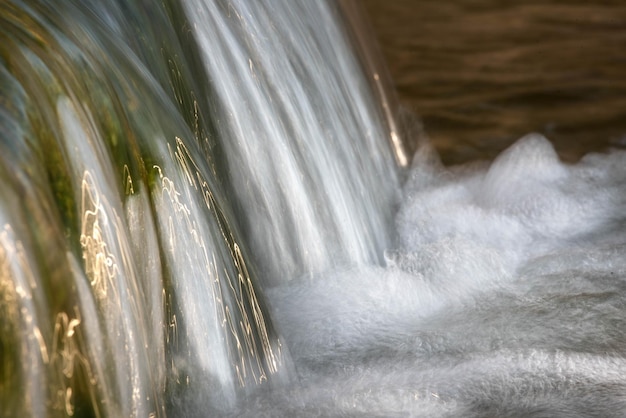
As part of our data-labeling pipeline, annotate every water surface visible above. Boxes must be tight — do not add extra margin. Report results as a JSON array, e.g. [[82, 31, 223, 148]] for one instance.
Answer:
[[363, 0, 626, 164]]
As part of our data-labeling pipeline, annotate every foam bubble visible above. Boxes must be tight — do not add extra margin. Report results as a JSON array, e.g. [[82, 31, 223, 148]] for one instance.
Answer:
[[252, 134, 626, 417], [397, 134, 626, 275]]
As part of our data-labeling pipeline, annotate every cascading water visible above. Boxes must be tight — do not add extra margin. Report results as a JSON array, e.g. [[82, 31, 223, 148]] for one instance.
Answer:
[[181, 0, 404, 285], [3, 1, 626, 417], [0, 0, 402, 416]]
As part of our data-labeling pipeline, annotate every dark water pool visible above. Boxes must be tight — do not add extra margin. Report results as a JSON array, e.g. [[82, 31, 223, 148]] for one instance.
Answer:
[[363, 1, 626, 164]]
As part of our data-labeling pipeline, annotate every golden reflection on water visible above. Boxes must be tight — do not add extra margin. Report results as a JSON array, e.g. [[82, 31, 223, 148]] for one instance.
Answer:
[[80, 170, 118, 300], [0, 224, 95, 417], [51, 310, 87, 416], [155, 136, 283, 387], [0, 225, 25, 328], [2, 1, 295, 413]]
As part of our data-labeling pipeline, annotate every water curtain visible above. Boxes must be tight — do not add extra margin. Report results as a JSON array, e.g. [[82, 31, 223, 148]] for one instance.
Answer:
[[0, 0, 403, 416]]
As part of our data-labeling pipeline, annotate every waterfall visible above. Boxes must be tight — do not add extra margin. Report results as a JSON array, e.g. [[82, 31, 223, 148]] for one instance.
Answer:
[[181, 0, 404, 285], [0, 0, 403, 416], [4, 0, 626, 417]]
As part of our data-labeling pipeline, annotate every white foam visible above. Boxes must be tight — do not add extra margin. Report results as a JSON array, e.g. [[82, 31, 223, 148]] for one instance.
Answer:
[[397, 134, 626, 277], [252, 134, 626, 417]]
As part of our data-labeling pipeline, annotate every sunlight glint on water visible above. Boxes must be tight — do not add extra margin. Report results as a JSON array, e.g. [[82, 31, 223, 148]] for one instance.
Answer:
[[0, 0, 401, 416], [2, 0, 626, 417]]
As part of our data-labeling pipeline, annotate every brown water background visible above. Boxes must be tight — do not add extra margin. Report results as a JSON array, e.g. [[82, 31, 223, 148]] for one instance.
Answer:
[[362, 1, 626, 164]]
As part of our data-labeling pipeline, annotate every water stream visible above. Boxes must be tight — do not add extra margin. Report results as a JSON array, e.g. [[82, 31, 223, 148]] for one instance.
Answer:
[[0, 0, 401, 416], [2, 1, 626, 417]]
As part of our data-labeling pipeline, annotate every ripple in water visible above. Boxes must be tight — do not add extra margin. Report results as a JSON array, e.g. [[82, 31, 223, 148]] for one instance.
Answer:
[[1, 1, 626, 417], [261, 134, 626, 417]]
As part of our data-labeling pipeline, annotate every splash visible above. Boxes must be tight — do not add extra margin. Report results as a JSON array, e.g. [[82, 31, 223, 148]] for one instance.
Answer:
[[0, 0, 401, 416], [260, 135, 626, 417], [2, 0, 626, 417]]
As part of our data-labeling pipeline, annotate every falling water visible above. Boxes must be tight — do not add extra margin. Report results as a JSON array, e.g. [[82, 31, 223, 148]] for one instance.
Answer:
[[0, 0, 402, 416], [3, 1, 626, 417]]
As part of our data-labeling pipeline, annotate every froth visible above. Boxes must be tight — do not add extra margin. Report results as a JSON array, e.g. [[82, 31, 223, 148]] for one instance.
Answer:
[[247, 134, 626, 417], [396, 133, 626, 277]]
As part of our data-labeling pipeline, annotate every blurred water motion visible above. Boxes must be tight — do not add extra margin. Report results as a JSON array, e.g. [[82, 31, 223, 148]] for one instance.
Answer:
[[0, 1, 401, 416], [6, 0, 626, 417]]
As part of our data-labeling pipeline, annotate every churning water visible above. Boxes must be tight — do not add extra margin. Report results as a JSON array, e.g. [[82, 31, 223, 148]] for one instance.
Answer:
[[2, 1, 626, 417]]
